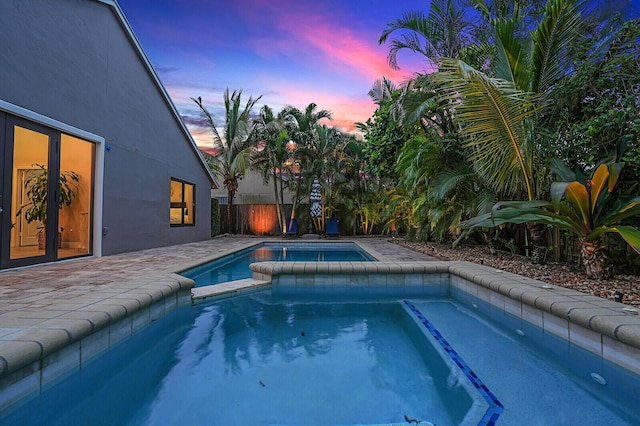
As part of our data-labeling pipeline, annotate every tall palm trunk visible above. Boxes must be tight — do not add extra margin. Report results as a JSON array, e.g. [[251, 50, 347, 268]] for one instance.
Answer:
[[289, 182, 301, 233], [227, 189, 235, 233], [272, 171, 283, 234]]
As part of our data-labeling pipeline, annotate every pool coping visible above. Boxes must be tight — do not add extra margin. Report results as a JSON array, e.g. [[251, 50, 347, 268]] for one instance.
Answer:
[[1, 238, 639, 413]]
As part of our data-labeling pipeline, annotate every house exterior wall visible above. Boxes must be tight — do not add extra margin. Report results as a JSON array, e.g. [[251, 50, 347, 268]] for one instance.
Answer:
[[0, 0, 213, 255]]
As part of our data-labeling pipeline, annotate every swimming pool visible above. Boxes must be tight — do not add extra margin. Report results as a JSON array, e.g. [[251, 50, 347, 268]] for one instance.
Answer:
[[180, 242, 375, 287], [3, 290, 639, 425]]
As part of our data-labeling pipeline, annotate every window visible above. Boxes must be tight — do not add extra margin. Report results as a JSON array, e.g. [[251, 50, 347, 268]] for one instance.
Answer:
[[170, 178, 195, 226]]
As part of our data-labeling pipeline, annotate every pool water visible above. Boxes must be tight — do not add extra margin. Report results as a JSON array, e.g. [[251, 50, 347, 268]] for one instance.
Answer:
[[181, 242, 375, 287], [4, 293, 639, 425]]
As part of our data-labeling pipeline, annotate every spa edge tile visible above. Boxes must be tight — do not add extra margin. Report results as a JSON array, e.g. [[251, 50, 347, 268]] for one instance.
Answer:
[[404, 274, 422, 286], [331, 275, 351, 287], [40, 342, 80, 392], [368, 274, 388, 286], [387, 274, 405, 286], [131, 307, 151, 334], [177, 290, 192, 306], [522, 303, 544, 328], [602, 335, 640, 376], [349, 274, 370, 287], [543, 311, 570, 340], [477, 286, 492, 304], [568, 322, 603, 355], [80, 327, 110, 365], [294, 275, 314, 286], [150, 301, 165, 321], [0, 360, 40, 412], [276, 275, 295, 286], [503, 297, 523, 318], [109, 316, 133, 347], [314, 274, 332, 286], [489, 292, 506, 311]]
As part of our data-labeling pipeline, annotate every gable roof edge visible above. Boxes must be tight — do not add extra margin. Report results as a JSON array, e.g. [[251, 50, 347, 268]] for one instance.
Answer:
[[98, 0, 219, 189]]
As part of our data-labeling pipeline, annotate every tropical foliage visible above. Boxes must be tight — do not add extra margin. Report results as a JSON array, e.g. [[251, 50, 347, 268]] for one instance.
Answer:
[[194, 88, 262, 232], [366, 0, 639, 274], [460, 137, 640, 278], [251, 105, 291, 234], [192, 1, 639, 279]]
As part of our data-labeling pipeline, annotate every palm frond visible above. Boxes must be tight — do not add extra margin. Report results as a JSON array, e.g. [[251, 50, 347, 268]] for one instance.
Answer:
[[428, 166, 476, 202], [531, 0, 585, 106], [435, 58, 537, 199], [192, 96, 223, 147]]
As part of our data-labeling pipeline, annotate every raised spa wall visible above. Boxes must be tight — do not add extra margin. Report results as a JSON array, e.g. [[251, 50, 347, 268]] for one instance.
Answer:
[[249, 260, 640, 376]]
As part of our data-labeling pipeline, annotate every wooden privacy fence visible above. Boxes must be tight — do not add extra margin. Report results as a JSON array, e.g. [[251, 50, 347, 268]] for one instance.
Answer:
[[218, 204, 294, 235]]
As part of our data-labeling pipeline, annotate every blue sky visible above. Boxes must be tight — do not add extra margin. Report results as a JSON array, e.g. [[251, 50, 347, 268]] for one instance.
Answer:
[[118, 0, 428, 146]]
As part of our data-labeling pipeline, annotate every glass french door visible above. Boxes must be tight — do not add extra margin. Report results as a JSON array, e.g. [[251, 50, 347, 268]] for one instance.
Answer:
[[1, 114, 94, 269]]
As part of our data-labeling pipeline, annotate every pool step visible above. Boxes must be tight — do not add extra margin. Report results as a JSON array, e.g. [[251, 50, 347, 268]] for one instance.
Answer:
[[191, 278, 271, 303]]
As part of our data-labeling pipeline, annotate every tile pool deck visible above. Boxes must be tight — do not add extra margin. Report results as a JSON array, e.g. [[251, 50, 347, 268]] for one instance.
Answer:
[[1, 235, 640, 410]]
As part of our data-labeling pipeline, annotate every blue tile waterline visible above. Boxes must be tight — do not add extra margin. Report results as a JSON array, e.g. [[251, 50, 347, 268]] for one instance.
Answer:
[[404, 300, 504, 426]]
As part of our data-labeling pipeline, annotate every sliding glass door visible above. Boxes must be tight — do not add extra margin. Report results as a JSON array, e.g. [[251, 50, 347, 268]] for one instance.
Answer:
[[1, 114, 94, 268]]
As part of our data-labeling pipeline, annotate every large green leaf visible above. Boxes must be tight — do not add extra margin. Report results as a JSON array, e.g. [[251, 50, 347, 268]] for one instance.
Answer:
[[588, 225, 640, 255], [602, 197, 640, 225], [589, 164, 609, 214], [461, 201, 580, 230], [564, 181, 590, 228], [550, 158, 576, 182], [550, 181, 569, 207], [607, 162, 623, 193]]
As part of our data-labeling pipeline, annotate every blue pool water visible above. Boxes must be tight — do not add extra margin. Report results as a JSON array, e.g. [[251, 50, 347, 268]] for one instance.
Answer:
[[4, 292, 639, 425], [181, 242, 375, 287]]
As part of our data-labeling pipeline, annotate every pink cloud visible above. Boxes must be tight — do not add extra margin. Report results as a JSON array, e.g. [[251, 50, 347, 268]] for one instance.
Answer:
[[282, 21, 410, 83], [234, 1, 421, 84]]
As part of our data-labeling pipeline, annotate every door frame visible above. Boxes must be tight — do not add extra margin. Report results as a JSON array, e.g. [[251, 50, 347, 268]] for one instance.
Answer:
[[1, 116, 60, 268], [0, 101, 105, 269]]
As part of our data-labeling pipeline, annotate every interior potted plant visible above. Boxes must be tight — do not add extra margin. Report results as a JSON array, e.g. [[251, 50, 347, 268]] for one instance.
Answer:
[[16, 164, 80, 250]]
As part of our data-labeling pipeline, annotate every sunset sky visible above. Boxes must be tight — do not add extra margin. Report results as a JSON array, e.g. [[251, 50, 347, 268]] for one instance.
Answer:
[[118, 0, 429, 147]]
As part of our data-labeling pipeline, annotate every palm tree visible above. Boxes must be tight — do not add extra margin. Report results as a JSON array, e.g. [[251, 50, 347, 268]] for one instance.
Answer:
[[251, 104, 290, 234], [378, 0, 474, 69], [434, 0, 586, 199], [279, 103, 332, 229], [193, 88, 262, 233], [303, 125, 351, 232]]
